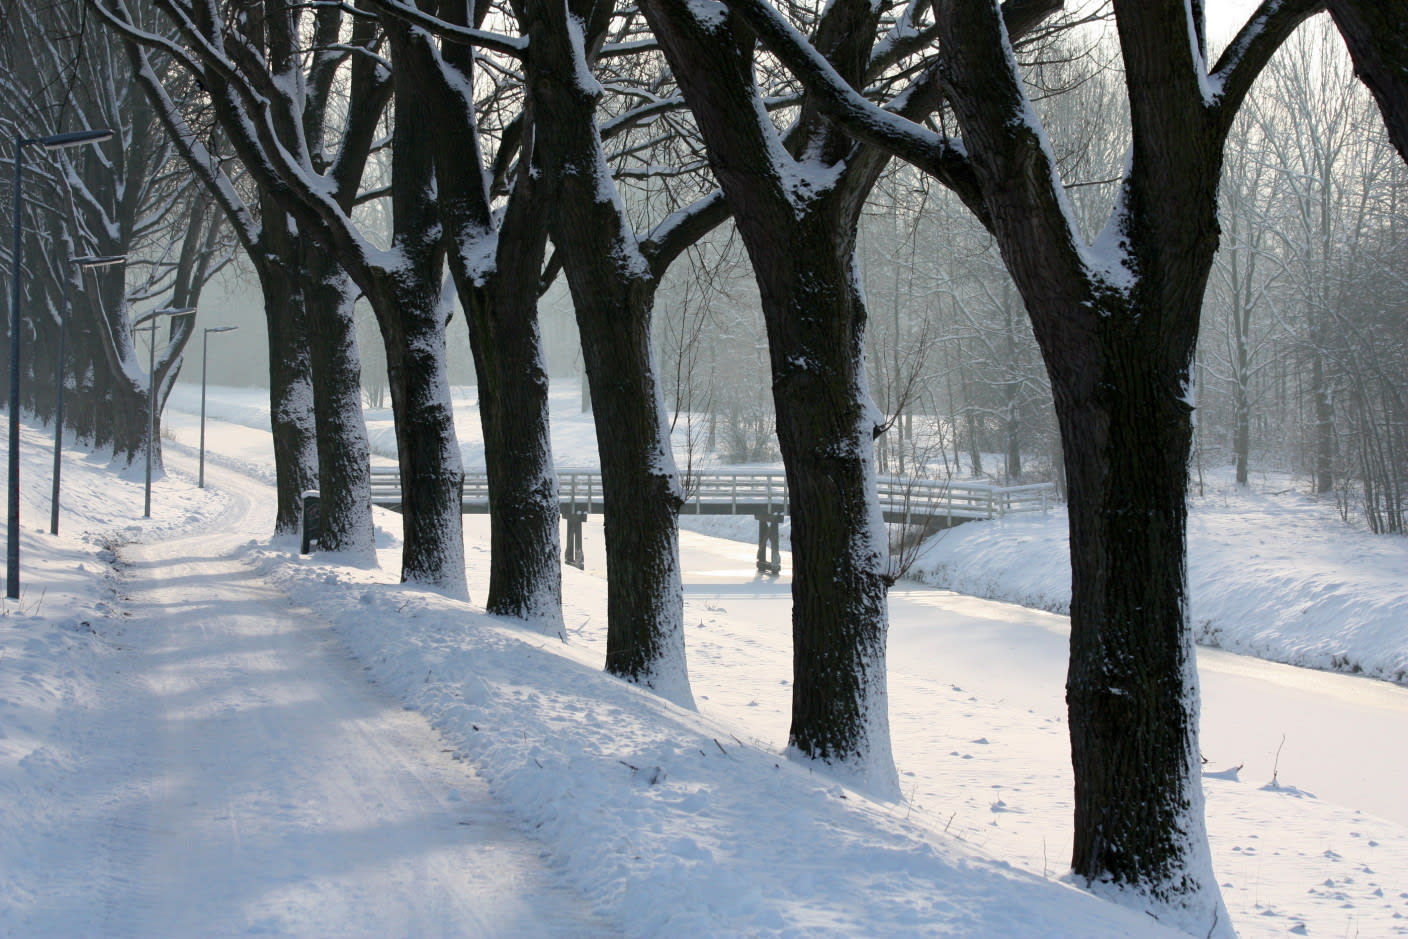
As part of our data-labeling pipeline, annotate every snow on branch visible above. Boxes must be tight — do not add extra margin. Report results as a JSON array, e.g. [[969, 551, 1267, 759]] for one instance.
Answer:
[[1209, 0, 1324, 134], [722, 0, 952, 170], [98, 8, 260, 248], [358, 0, 526, 58], [640, 189, 731, 279], [87, 0, 208, 82]]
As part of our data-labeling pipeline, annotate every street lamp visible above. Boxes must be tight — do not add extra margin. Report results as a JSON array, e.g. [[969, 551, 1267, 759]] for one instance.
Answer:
[[133, 306, 195, 518], [50, 254, 126, 535], [7, 127, 114, 599], [199, 325, 237, 488]]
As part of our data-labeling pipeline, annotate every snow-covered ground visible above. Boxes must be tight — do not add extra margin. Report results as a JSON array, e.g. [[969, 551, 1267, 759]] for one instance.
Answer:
[[1, 382, 1403, 937]]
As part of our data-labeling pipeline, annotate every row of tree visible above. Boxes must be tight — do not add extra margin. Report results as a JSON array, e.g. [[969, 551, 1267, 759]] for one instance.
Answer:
[[1, 0, 229, 469], [5, 0, 1406, 933]]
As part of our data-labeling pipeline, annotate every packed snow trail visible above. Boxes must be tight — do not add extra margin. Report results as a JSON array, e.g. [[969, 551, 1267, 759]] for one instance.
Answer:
[[54, 454, 610, 937]]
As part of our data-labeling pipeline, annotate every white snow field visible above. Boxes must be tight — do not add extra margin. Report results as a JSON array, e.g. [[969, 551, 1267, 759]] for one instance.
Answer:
[[0, 382, 1402, 938]]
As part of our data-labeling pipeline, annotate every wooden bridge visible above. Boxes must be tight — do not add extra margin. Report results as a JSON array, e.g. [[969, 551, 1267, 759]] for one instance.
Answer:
[[361, 467, 1054, 573]]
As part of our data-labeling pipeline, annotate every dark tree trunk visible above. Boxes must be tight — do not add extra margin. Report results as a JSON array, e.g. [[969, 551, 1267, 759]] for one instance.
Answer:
[[920, 0, 1322, 926], [758, 222, 891, 772], [1055, 301, 1203, 901], [642, 0, 898, 788], [318, 12, 467, 596], [524, 0, 693, 703], [301, 241, 374, 557], [1328, 0, 1408, 163], [462, 255, 562, 623], [252, 210, 320, 537], [430, 48, 561, 624], [365, 269, 465, 592], [258, 272, 318, 537]]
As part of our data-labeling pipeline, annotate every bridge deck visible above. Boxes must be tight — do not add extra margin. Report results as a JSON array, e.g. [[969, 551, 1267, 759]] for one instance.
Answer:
[[366, 467, 1053, 523]]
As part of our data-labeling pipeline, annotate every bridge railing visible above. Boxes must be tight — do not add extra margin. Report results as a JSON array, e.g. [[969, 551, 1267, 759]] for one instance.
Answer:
[[682, 471, 790, 515], [368, 466, 1052, 520]]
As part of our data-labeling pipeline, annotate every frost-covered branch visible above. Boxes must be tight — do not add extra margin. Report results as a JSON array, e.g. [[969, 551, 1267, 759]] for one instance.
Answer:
[[358, 0, 525, 57], [1210, 0, 1325, 136]]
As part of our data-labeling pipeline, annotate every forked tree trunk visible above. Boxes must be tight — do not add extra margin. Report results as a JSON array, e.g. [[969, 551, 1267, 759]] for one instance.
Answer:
[[347, 13, 466, 596], [525, 0, 692, 703], [387, 7, 555, 614], [641, 0, 897, 788], [920, 1, 1318, 927]]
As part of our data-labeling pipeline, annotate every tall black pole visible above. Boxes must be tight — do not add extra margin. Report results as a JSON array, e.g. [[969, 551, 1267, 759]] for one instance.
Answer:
[[49, 274, 71, 535], [199, 328, 209, 488], [7, 138, 28, 599], [143, 323, 157, 518], [5, 129, 111, 593]]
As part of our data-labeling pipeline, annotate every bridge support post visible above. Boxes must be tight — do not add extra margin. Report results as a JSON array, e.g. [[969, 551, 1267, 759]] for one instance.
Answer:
[[564, 512, 586, 569], [755, 512, 782, 575]]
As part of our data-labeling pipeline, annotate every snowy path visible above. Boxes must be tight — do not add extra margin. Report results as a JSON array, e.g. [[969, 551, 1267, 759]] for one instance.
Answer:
[[58, 456, 609, 937]]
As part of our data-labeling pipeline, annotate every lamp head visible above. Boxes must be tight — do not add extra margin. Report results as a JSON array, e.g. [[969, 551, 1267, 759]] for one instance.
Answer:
[[39, 129, 114, 150], [132, 306, 196, 328], [72, 254, 126, 269]]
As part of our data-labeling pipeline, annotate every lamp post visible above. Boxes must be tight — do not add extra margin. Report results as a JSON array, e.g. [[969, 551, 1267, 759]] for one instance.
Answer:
[[50, 255, 125, 535], [199, 325, 237, 488], [7, 127, 114, 599], [133, 306, 194, 518]]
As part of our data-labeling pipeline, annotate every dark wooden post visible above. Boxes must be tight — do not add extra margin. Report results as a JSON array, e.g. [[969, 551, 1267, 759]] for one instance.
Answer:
[[564, 512, 586, 569], [299, 490, 321, 555], [755, 512, 782, 575]]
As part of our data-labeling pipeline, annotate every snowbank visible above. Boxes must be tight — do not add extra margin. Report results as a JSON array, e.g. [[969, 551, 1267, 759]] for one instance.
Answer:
[[907, 476, 1408, 685]]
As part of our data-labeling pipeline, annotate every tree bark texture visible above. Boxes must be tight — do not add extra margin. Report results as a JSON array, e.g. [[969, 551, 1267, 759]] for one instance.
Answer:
[[252, 209, 320, 537], [364, 264, 466, 594], [461, 257, 563, 624], [929, 0, 1286, 925], [760, 223, 891, 775], [1056, 308, 1204, 902], [301, 242, 375, 558]]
